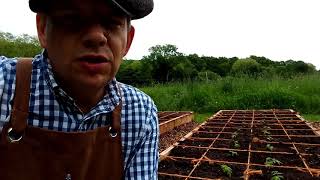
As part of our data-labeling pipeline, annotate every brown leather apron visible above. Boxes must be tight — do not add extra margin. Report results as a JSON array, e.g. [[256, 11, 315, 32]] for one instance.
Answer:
[[0, 59, 123, 180]]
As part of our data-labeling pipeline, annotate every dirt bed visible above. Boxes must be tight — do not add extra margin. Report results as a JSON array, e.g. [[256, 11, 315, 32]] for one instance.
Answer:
[[159, 121, 199, 152], [159, 122, 320, 153], [309, 122, 320, 134], [310, 122, 320, 129]]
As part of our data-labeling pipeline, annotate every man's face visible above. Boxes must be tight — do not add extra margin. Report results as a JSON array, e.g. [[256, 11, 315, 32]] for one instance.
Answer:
[[36, 0, 134, 91]]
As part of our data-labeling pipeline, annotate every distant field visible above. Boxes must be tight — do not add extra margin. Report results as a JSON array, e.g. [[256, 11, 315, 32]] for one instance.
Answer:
[[141, 74, 320, 121]]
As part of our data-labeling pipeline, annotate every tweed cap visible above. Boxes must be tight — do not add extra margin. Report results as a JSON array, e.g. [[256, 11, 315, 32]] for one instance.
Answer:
[[29, 0, 154, 19]]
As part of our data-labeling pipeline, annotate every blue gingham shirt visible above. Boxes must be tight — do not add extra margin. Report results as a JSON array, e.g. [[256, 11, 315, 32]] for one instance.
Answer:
[[0, 53, 159, 179]]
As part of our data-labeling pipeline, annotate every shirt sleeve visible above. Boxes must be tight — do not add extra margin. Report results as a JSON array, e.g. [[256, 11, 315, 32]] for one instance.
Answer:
[[0, 56, 4, 99], [125, 100, 159, 180], [0, 56, 16, 131], [0, 56, 6, 97]]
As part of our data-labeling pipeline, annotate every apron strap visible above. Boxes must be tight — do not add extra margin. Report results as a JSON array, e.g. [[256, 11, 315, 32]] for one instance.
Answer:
[[111, 83, 122, 134], [111, 103, 121, 133], [10, 58, 33, 133]]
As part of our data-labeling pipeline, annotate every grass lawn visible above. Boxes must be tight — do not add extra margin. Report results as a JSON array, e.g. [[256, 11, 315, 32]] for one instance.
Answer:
[[301, 114, 320, 122], [194, 113, 212, 123], [143, 75, 320, 115]]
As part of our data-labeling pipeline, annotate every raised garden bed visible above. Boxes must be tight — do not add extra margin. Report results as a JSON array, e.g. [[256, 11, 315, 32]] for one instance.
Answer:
[[160, 121, 199, 152], [158, 111, 194, 134], [159, 109, 320, 179]]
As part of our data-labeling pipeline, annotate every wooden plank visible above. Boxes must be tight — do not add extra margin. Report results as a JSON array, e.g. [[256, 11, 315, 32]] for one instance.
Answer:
[[159, 112, 193, 134]]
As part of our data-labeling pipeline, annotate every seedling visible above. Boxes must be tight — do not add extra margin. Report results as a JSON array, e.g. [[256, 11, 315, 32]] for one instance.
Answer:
[[263, 130, 271, 135], [265, 157, 282, 167], [231, 132, 239, 139], [231, 129, 241, 139], [266, 135, 273, 141], [263, 126, 271, 130], [262, 126, 271, 133], [220, 164, 232, 177], [233, 140, 241, 149], [228, 150, 239, 157], [261, 126, 274, 141], [266, 144, 274, 151], [262, 126, 271, 135], [270, 171, 284, 180]]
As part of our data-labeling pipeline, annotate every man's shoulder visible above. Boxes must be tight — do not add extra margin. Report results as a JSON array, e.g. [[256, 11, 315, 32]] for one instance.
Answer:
[[0, 55, 43, 71], [0, 55, 44, 87], [0, 56, 18, 83], [0, 56, 18, 69], [0, 57, 18, 122], [118, 82, 158, 127]]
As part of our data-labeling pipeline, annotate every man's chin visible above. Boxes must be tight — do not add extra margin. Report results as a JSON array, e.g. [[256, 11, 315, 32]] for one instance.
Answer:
[[76, 76, 109, 91]]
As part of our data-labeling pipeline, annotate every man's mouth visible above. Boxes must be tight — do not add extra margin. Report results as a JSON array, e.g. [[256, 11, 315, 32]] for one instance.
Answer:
[[77, 55, 111, 73], [79, 55, 110, 64]]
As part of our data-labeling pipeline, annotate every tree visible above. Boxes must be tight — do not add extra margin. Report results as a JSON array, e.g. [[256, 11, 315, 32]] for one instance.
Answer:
[[187, 53, 206, 71], [231, 58, 262, 77], [142, 44, 183, 82], [172, 57, 196, 81], [117, 60, 153, 85], [286, 60, 316, 74], [146, 44, 182, 61], [249, 55, 275, 67], [0, 31, 41, 57]]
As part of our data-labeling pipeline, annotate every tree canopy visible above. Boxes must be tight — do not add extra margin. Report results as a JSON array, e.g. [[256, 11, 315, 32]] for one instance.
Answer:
[[119, 44, 317, 85]]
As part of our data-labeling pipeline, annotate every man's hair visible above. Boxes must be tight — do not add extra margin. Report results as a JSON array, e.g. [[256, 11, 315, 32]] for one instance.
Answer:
[[127, 18, 131, 30]]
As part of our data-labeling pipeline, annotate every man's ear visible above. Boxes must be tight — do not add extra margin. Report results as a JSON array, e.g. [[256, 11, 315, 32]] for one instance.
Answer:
[[36, 14, 47, 48], [123, 25, 135, 56]]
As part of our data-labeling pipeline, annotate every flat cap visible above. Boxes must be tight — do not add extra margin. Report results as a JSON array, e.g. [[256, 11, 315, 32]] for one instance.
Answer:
[[29, 0, 154, 19]]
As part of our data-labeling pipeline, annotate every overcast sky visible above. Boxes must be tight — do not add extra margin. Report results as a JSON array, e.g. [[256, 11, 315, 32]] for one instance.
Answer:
[[1, 0, 319, 69]]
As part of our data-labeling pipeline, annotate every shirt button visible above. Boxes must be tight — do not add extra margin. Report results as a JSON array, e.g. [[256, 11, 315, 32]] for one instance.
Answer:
[[65, 173, 71, 180]]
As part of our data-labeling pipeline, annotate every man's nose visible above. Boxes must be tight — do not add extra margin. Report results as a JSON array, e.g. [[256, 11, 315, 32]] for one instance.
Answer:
[[82, 24, 109, 49]]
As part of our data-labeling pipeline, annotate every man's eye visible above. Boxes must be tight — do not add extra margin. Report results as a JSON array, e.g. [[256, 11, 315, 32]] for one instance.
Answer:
[[50, 16, 73, 25], [50, 15, 85, 30], [63, 15, 83, 24], [107, 24, 122, 30], [102, 20, 124, 30]]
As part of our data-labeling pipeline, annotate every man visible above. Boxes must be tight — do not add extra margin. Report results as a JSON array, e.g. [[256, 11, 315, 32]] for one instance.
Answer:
[[0, 0, 158, 179]]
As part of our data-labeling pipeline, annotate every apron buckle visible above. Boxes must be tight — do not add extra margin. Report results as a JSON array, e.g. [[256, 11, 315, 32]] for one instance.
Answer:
[[108, 126, 118, 138], [7, 127, 23, 143]]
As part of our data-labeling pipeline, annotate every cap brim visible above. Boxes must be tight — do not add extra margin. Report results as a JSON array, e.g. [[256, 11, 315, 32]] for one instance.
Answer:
[[29, 0, 153, 19]]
